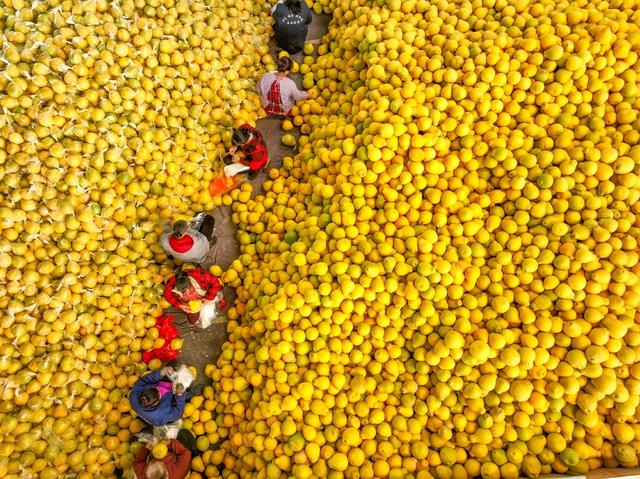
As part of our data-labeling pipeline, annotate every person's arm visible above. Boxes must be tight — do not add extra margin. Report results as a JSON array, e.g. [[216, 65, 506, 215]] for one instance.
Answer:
[[169, 439, 192, 478], [191, 269, 223, 301], [182, 388, 194, 401], [257, 74, 268, 98], [252, 127, 265, 143], [133, 445, 150, 479], [165, 394, 188, 424], [287, 79, 309, 101]]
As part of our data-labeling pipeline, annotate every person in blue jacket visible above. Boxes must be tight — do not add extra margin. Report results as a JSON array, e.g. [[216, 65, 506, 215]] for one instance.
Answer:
[[129, 367, 191, 427]]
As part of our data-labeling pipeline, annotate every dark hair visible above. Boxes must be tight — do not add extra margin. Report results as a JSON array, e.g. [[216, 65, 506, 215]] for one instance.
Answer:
[[285, 0, 301, 14], [172, 220, 189, 237], [139, 387, 160, 409], [232, 127, 252, 146], [174, 273, 190, 292], [276, 57, 293, 74]]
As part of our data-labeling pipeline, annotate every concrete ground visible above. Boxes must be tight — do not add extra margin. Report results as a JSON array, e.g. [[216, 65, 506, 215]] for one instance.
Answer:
[[174, 13, 331, 380]]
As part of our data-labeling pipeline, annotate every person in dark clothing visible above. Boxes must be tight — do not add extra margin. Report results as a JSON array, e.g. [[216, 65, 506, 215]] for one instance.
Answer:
[[270, 0, 312, 54], [224, 125, 269, 180]]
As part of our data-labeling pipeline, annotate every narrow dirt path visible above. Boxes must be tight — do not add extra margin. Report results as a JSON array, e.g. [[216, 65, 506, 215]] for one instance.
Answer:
[[176, 13, 332, 378]]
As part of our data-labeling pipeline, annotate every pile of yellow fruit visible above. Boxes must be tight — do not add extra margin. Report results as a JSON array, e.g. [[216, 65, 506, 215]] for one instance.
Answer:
[[0, 0, 271, 476], [200, 0, 640, 477], [2, 0, 640, 476]]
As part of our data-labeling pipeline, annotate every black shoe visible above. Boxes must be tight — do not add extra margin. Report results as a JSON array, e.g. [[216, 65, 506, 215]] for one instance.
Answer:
[[199, 215, 214, 231], [199, 215, 216, 239], [177, 429, 198, 454], [189, 384, 205, 396]]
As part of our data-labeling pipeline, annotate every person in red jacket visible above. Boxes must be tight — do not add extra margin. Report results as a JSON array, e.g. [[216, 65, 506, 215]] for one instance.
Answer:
[[133, 438, 191, 479], [164, 268, 226, 325], [224, 124, 269, 179]]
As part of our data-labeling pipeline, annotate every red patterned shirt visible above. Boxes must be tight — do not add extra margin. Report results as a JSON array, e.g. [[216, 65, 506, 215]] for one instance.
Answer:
[[164, 268, 223, 309], [265, 78, 288, 115], [167, 235, 194, 253], [237, 124, 269, 171]]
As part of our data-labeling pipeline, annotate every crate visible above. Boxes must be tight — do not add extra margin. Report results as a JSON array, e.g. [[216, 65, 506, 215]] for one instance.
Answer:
[[548, 469, 640, 479]]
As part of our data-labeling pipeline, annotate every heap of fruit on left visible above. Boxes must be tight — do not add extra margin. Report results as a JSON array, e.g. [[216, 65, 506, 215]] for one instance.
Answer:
[[0, 0, 272, 477]]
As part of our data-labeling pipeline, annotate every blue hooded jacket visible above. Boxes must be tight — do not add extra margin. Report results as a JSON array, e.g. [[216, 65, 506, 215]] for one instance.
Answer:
[[129, 371, 190, 427]]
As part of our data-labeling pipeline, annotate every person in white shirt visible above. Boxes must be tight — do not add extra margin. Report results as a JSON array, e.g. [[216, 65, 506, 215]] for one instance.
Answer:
[[161, 216, 216, 265], [257, 57, 309, 116]]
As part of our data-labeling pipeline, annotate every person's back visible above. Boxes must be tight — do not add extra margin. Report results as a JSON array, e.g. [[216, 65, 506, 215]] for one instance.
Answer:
[[271, 0, 312, 54], [161, 218, 216, 265], [129, 371, 188, 427], [134, 439, 191, 479], [258, 57, 308, 116]]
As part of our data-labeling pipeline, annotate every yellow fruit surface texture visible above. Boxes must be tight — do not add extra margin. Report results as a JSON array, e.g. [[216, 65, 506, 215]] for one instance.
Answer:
[[203, 0, 640, 477], [0, 0, 271, 477]]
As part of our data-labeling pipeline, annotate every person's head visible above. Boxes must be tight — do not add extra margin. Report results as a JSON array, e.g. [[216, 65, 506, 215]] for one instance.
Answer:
[[174, 272, 191, 292], [146, 462, 169, 479], [276, 57, 293, 75], [139, 387, 160, 410], [172, 220, 189, 238], [285, 0, 301, 13], [232, 126, 253, 146]]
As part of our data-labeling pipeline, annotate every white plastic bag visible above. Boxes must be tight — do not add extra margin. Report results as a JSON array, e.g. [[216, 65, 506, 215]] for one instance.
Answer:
[[224, 163, 250, 177], [136, 420, 183, 445], [199, 300, 217, 329], [135, 432, 155, 444], [153, 420, 183, 440], [198, 292, 224, 329], [168, 365, 195, 393]]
